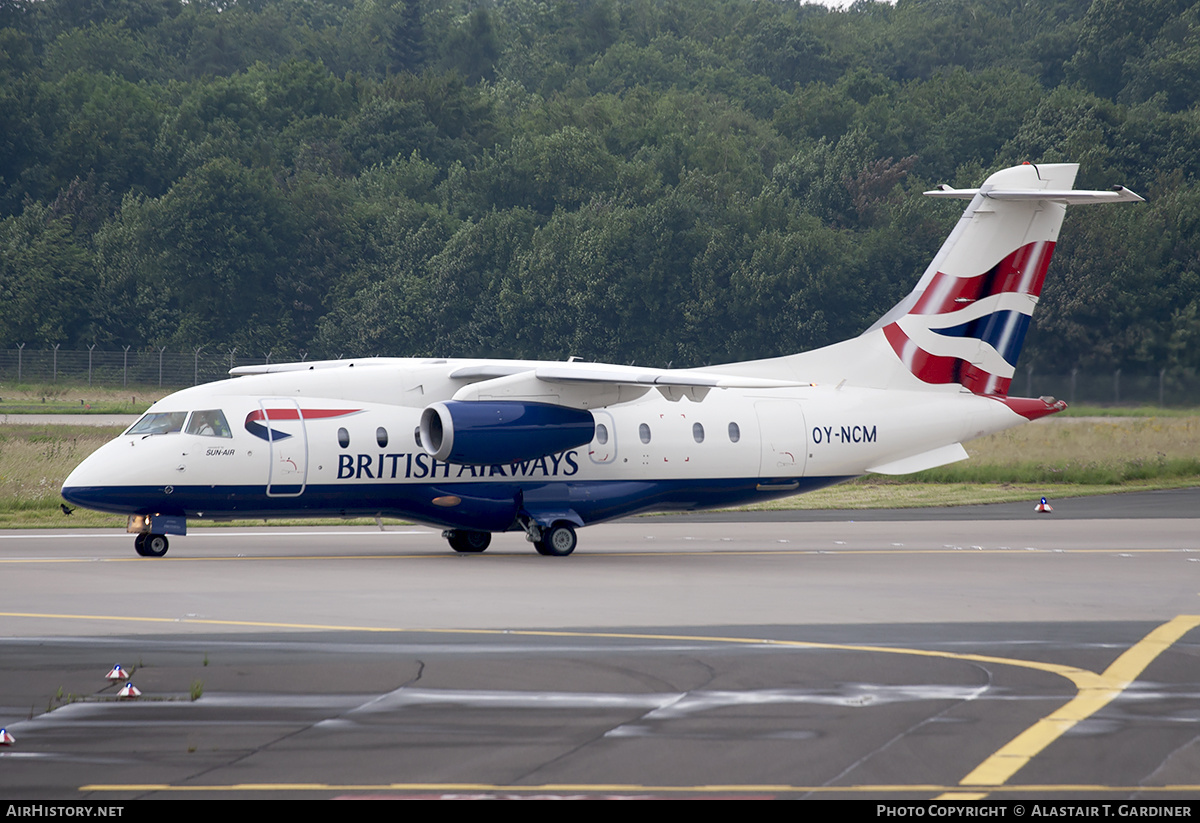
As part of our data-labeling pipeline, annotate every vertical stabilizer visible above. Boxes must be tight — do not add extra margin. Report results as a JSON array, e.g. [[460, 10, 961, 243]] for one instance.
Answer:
[[873, 163, 1078, 395], [736, 163, 1143, 393]]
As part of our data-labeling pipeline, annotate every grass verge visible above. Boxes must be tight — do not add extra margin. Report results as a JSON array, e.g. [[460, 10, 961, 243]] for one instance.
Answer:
[[1060, 404, 1200, 418], [0, 382, 166, 415], [732, 477, 1200, 511]]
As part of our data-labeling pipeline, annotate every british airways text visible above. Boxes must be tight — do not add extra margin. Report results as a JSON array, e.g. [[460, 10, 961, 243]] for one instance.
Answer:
[[337, 450, 581, 480]]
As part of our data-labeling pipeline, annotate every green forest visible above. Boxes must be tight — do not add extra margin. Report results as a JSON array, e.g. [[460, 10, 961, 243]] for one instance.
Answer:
[[2, 0, 1198, 374]]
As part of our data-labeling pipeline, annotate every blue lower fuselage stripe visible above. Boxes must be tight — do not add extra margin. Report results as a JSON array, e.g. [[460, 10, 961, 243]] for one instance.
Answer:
[[62, 477, 852, 531]]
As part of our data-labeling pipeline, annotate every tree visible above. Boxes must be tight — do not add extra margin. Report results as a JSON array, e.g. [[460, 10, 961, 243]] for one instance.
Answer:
[[443, 7, 500, 83], [0, 202, 92, 346], [94, 158, 295, 348]]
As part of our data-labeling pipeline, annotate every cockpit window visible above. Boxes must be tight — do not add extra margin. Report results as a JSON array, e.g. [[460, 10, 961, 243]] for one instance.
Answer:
[[127, 412, 187, 436], [186, 409, 232, 438]]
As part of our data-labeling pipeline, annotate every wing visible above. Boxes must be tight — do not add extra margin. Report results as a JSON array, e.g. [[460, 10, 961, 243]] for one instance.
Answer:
[[447, 361, 804, 408], [232, 358, 804, 409]]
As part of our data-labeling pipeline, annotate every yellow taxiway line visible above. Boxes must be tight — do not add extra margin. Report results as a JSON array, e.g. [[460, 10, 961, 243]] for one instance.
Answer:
[[2, 610, 1196, 798]]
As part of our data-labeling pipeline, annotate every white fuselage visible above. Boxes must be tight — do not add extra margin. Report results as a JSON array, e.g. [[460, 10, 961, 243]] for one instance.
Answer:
[[63, 357, 1027, 532]]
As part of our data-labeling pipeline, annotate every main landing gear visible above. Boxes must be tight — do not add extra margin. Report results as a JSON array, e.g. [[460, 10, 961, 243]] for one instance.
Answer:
[[443, 529, 492, 553], [532, 522, 577, 557], [443, 522, 579, 556], [134, 533, 169, 557]]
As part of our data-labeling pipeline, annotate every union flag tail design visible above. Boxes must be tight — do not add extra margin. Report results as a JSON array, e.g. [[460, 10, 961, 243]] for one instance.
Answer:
[[866, 163, 1142, 396], [880, 239, 1055, 396]]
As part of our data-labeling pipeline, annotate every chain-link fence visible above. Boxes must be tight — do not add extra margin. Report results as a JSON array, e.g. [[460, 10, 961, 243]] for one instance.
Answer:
[[2, 348, 1198, 405], [1013, 366, 1200, 407], [0, 347, 313, 388]]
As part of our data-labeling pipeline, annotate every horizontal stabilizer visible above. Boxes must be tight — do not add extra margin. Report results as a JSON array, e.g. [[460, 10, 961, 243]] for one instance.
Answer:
[[925, 185, 1143, 205], [867, 442, 969, 475]]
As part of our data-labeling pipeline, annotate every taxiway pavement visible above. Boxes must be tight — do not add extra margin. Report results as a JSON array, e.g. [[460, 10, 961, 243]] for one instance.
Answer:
[[1, 491, 1198, 799]]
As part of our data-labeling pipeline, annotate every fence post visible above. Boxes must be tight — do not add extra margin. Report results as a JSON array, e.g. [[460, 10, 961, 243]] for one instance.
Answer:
[[88, 343, 96, 387], [194, 346, 203, 386], [1025, 364, 1033, 396], [1114, 368, 1121, 404], [229, 347, 237, 372], [1159, 367, 1166, 407], [158, 347, 166, 387], [17, 343, 23, 381], [122, 345, 130, 388], [52, 343, 59, 382]]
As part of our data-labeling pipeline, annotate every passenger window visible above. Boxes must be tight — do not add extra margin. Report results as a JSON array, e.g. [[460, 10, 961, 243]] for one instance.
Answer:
[[728, 422, 740, 443], [693, 422, 704, 443], [128, 412, 187, 436], [338, 427, 350, 448], [639, 423, 651, 444], [596, 424, 608, 445], [376, 427, 388, 448], [185, 409, 232, 438]]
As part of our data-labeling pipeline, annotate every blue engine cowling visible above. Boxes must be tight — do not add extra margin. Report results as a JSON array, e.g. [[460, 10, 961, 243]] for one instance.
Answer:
[[419, 401, 596, 465]]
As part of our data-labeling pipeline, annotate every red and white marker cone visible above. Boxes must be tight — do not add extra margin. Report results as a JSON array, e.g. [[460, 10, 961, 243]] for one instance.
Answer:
[[1035, 496, 1053, 513], [117, 683, 142, 698], [0, 728, 14, 745], [106, 664, 129, 681]]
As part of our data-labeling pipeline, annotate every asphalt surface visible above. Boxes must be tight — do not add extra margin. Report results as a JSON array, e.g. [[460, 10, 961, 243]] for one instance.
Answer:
[[1, 492, 1197, 800], [659, 486, 1200, 522]]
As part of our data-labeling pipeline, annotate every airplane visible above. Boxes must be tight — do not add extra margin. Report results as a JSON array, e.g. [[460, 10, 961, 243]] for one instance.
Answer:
[[61, 163, 1142, 557]]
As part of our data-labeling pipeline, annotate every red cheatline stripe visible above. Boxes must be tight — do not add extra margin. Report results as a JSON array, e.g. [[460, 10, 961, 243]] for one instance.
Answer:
[[299, 408, 361, 419], [246, 408, 360, 422]]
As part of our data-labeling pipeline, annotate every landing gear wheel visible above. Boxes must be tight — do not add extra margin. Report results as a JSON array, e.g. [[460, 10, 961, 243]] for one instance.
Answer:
[[534, 523, 577, 557], [135, 533, 169, 557], [445, 529, 492, 553]]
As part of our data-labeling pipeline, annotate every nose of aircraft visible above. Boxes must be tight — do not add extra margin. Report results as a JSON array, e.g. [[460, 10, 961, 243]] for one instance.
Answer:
[[61, 438, 146, 515], [61, 448, 110, 511]]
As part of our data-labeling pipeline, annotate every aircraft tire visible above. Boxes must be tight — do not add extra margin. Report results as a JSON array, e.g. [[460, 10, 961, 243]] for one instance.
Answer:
[[140, 534, 169, 557], [447, 530, 491, 553], [534, 523, 577, 557]]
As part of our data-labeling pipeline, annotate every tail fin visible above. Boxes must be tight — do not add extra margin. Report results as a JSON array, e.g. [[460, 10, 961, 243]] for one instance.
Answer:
[[867, 163, 1142, 395], [721, 163, 1141, 391]]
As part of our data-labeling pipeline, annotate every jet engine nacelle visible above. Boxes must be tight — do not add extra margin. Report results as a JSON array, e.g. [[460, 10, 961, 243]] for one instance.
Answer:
[[419, 401, 596, 465]]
